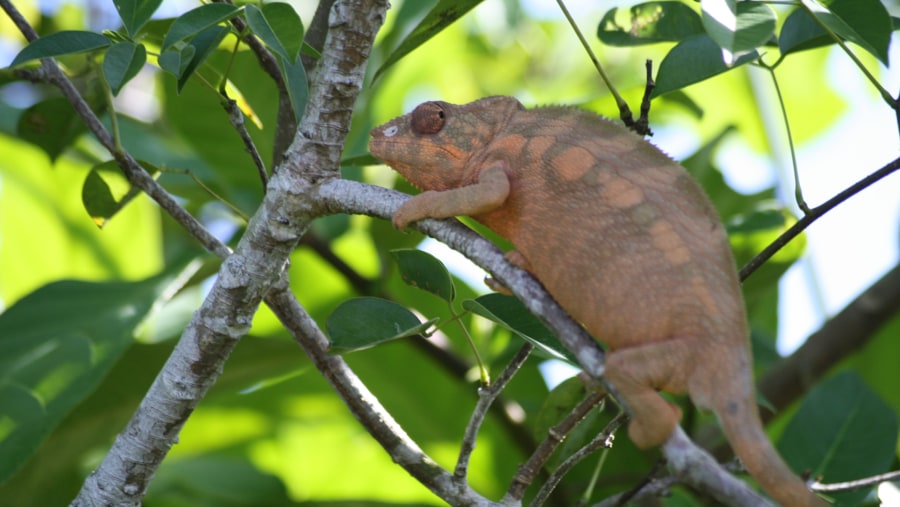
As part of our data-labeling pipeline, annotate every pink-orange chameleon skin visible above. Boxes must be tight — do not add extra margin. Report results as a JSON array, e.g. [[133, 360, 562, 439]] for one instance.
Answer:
[[369, 96, 825, 507]]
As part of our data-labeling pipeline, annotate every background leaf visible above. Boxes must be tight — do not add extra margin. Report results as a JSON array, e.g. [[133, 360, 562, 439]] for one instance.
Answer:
[[598, 1, 705, 46], [0, 262, 199, 484], [16, 98, 87, 161], [779, 371, 899, 505], [371, 0, 483, 82]]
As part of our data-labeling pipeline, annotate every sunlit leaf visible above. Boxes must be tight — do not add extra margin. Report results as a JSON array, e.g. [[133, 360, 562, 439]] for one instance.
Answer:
[[372, 0, 483, 82], [81, 161, 150, 228], [464, 294, 576, 364], [391, 249, 455, 302], [103, 41, 147, 96], [10, 31, 110, 66], [113, 0, 163, 36], [161, 3, 240, 51], [326, 297, 437, 353], [701, 0, 775, 64], [597, 1, 704, 46]]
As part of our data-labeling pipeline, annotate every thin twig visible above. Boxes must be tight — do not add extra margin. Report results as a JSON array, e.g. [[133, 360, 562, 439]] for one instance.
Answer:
[[740, 155, 900, 281], [555, 0, 633, 128], [812, 469, 900, 493], [455, 343, 534, 481], [222, 97, 269, 191], [528, 412, 627, 507], [759, 59, 808, 214], [506, 382, 606, 501], [265, 288, 501, 506]]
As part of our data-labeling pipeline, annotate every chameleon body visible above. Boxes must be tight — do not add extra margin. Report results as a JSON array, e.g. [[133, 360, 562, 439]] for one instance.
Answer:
[[369, 96, 824, 506]]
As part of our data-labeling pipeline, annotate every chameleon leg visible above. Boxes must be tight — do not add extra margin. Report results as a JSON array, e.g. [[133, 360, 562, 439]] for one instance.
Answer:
[[604, 339, 695, 449]]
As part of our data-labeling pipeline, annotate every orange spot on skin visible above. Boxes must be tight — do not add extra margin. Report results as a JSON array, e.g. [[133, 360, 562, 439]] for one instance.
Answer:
[[526, 136, 554, 163], [602, 178, 644, 208], [495, 134, 527, 159], [553, 145, 595, 181], [649, 220, 691, 265], [691, 276, 719, 315]]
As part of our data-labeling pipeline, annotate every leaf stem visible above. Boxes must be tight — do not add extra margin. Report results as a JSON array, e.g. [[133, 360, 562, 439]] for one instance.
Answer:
[[555, 0, 633, 125], [757, 58, 808, 213]]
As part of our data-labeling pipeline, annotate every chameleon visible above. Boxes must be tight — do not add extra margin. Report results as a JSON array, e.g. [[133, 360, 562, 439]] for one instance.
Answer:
[[368, 96, 826, 506]]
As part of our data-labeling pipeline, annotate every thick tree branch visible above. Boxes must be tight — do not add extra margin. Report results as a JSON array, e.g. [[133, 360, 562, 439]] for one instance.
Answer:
[[758, 261, 900, 419], [70, 2, 388, 504]]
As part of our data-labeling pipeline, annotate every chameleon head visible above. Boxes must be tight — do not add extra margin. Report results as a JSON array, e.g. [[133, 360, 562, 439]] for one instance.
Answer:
[[369, 96, 524, 191]]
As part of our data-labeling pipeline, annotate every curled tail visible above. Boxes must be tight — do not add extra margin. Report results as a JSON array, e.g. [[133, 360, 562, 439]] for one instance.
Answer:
[[717, 399, 827, 507]]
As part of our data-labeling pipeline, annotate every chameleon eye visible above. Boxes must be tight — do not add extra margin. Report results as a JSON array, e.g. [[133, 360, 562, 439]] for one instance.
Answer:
[[410, 102, 446, 135]]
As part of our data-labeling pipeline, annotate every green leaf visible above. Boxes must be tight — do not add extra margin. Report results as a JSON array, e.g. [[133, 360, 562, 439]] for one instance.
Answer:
[[326, 297, 437, 353], [653, 34, 757, 97], [0, 263, 199, 484], [82, 169, 118, 227], [244, 3, 304, 64], [597, 1, 705, 46], [158, 45, 196, 80], [372, 0, 483, 82], [81, 161, 149, 228], [161, 3, 240, 51], [464, 294, 577, 364], [390, 248, 456, 302], [779, 371, 898, 506], [340, 153, 380, 167], [102, 41, 147, 96], [779, 0, 891, 65], [701, 0, 775, 64], [176, 26, 229, 92], [281, 53, 308, 122], [10, 31, 110, 66], [16, 97, 86, 161], [113, 0, 163, 36]]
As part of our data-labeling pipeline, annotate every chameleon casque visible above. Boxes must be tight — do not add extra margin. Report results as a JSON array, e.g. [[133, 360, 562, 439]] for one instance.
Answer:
[[369, 96, 824, 506]]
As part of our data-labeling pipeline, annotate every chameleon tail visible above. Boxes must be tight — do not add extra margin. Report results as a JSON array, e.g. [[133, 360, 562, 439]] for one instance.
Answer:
[[716, 398, 827, 507]]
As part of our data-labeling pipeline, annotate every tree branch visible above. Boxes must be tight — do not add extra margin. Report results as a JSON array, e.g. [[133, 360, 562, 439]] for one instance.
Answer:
[[316, 178, 773, 506], [70, 2, 388, 504], [263, 287, 500, 506], [758, 261, 900, 420], [456, 343, 534, 482], [740, 155, 900, 281]]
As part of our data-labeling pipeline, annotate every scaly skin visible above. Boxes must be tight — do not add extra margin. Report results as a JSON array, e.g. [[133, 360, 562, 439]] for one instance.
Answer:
[[369, 96, 825, 506]]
